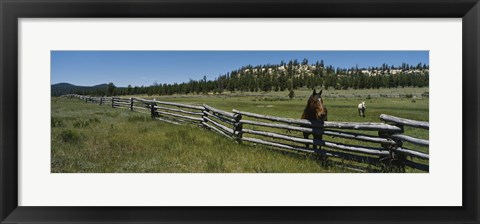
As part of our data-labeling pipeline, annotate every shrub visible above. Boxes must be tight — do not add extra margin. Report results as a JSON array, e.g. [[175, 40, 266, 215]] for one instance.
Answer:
[[73, 117, 101, 128], [51, 117, 64, 127], [288, 90, 295, 100], [89, 117, 100, 123], [73, 120, 89, 128], [59, 129, 81, 143]]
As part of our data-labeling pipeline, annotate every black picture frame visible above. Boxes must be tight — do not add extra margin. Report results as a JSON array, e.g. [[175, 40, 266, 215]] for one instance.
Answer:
[[1, 0, 479, 223]]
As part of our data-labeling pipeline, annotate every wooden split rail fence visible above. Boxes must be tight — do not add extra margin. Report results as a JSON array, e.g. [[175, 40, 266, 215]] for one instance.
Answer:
[[64, 94, 429, 172]]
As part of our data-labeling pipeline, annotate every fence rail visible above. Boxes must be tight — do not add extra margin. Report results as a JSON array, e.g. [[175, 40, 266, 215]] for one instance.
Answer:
[[63, 94, 429, 172], [233, 109, 403, 132], [380, 114, 429, 130]]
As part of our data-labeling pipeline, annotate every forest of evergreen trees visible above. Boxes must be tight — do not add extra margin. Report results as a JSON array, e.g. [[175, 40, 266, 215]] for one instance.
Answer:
[[63, 59, 429, 97]]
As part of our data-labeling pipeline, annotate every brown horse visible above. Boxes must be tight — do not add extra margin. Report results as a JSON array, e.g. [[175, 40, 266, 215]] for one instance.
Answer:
[[301, 89, 327, 150]]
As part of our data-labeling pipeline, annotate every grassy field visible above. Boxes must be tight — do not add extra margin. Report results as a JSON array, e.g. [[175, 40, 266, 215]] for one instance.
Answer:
[[52, 87, 429, 173]]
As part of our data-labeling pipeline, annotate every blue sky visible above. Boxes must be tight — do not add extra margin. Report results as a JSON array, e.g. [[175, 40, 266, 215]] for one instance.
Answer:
[[51, 51, 428, 87]]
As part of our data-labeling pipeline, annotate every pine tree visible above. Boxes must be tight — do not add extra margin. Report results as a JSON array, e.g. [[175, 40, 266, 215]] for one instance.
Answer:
[[107, 82, 116, 96]]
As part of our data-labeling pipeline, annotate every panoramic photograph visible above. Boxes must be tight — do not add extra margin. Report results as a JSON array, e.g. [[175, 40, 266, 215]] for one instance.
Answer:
[[51, 51, 429, 173]]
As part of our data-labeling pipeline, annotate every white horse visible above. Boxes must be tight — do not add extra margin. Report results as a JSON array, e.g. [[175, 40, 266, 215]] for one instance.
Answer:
[[358, 101, 366, 117]]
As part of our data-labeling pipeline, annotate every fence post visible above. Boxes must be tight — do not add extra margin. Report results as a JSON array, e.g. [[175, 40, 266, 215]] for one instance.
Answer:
[[130, 98, 134, 111], [150, 102, 158, 118], [233, 113, 243, 143], [202, 106, 208, 127], [378, 123, 406, 171], [111, 97, 115, 108], [99, 97, 103, 106]]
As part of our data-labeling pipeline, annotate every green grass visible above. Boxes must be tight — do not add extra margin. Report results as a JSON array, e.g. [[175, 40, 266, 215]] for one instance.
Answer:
[[52, 87, 429, 173], [52, 98, 341, 173]]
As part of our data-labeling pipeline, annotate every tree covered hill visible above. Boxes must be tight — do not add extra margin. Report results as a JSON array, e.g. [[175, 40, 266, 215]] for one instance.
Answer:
[[52, 59, 429, 96], [51, 83, 111, 96]]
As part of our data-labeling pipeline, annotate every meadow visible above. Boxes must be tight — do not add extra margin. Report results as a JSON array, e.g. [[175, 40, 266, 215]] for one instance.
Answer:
[[51, 87, 429, 173]]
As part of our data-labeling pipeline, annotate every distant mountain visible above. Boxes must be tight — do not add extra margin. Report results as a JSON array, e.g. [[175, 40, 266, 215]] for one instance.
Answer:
[[51, 83, 109, 96]]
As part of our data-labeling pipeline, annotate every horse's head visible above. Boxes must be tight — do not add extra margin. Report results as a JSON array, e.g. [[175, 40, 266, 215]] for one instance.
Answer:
[[306, 89, 327, 121], [362, 101, 366, 108]]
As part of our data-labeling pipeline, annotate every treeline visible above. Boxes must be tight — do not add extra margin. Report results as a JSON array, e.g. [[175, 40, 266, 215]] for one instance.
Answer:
[[66, 60, 429, 96]]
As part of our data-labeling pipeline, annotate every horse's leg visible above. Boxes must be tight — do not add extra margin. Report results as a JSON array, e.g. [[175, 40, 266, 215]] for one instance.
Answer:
[[362, 109, 365, 117], [358, 109, 361, 116], [303, 132, 310, 149], [312, 134, 323, 153]]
